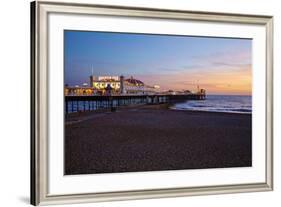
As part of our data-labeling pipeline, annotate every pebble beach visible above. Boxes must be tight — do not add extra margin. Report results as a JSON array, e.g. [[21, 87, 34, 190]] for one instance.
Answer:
[[65, 105, 252, 175]]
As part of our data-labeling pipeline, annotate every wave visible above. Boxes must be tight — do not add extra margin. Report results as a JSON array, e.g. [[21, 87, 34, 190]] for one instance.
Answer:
[[171, 95, 252, 114]]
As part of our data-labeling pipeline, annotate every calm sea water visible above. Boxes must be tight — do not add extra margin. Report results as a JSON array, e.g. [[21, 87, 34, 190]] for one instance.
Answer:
[[171, 95, 252, 114]]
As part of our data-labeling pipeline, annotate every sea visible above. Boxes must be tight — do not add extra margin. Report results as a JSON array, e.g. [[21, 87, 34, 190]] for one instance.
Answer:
[[171, 95, 252, 114]]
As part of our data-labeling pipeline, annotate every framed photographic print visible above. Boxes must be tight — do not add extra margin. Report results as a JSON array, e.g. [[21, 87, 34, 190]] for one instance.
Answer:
[[31, 0, 273, 205]]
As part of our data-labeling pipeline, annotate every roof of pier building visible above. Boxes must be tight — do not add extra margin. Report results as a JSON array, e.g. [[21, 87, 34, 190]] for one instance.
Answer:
[[125, 76, 144, 86]]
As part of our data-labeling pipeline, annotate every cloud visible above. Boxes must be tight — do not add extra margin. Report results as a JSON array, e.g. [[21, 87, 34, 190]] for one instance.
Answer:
[[211, 62, 251, 68]]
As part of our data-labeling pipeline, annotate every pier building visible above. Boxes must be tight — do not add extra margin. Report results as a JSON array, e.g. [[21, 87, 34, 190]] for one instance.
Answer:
[[65, 75, 159, 96]]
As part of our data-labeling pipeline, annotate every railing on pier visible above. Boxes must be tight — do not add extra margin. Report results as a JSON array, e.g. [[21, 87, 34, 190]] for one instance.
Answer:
[[65, 94, 205, 114]]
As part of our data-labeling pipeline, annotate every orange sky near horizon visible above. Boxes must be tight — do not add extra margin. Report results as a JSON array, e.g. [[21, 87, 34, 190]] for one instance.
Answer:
[[136, 64, 252, 95]]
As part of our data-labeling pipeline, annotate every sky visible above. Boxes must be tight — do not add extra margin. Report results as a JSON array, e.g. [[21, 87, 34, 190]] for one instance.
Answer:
[[64, 30, 252, 95]]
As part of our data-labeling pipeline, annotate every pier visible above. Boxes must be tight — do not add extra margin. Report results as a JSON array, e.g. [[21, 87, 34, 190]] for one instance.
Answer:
[[65, 93, 206, 114]]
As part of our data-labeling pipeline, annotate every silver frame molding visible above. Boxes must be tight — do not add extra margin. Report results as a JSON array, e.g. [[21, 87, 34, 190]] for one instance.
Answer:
[[30, 1, 274, 205]]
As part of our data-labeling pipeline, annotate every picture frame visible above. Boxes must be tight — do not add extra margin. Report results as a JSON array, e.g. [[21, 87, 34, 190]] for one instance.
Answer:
[[31, 0, 273, 205]]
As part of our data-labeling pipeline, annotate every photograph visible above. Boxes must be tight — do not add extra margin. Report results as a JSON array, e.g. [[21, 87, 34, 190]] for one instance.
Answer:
[[30, 2, 273, 205], [64, 31, 252, 175]]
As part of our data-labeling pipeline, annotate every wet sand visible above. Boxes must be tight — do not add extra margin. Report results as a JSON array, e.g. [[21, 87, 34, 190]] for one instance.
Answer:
[[65, 105, 252, 175]]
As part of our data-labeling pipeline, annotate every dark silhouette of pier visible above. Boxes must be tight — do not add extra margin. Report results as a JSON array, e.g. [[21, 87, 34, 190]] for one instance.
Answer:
[[65, 93, 206, 114]]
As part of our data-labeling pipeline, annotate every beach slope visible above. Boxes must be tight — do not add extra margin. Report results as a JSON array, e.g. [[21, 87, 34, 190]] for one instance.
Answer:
[[65, 107, 252, 175]]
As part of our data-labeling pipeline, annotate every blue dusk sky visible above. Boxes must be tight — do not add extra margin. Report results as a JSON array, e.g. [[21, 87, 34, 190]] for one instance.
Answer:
[[64, 30, 252, 95]]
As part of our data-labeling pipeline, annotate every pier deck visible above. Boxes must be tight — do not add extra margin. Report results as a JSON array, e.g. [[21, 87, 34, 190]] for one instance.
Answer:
[[65, 93, 205, 114]]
